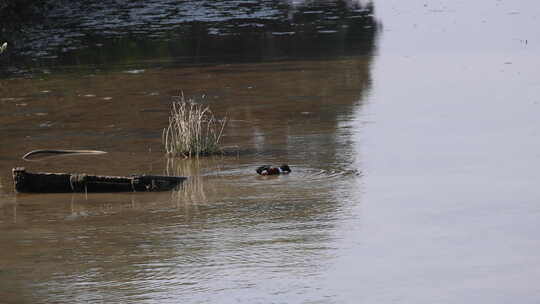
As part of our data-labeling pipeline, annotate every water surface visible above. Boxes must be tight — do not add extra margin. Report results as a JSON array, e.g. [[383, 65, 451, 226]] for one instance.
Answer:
[[2, 1, 374, 303], [2, 0, 540, 303]]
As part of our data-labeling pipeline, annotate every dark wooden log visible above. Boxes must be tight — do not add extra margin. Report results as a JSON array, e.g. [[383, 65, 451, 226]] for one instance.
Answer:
[[12, 167, 187, 193]]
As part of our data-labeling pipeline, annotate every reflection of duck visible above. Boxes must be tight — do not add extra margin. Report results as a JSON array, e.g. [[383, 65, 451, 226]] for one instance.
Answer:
[[256, 164, 291, 175]]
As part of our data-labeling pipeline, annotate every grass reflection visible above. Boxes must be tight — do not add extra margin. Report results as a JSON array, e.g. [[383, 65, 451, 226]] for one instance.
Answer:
[[166, 157, 218, 207]]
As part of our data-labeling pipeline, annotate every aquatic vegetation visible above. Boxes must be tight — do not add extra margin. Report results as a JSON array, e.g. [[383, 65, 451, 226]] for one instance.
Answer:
[[163, 94, 227, 158]]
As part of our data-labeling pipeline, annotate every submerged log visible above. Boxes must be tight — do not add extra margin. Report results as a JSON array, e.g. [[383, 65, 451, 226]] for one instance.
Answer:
[[12, 167, 187, 193]]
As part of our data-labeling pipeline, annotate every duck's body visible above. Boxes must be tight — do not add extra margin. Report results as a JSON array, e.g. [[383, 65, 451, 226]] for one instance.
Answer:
[[256, 164, 291, 175]]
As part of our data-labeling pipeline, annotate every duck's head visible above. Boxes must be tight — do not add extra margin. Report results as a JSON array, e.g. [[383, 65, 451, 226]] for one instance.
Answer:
[[280, 164, 291, 173]]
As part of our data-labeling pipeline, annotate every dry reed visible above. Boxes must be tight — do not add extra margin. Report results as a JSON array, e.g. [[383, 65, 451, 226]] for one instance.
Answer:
[[162, 94, 227, 157]]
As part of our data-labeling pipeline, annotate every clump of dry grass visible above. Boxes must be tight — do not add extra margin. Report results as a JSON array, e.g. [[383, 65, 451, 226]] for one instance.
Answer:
[[162, 94, 227, 158]]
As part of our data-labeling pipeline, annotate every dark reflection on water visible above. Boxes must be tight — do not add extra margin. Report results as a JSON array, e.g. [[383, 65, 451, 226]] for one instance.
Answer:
[[0, 0, 378, 76]]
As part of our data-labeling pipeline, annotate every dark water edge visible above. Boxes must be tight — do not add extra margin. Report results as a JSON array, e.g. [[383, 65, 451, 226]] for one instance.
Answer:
[[0, 1, 52, 22], [1, 0, 380, 77]]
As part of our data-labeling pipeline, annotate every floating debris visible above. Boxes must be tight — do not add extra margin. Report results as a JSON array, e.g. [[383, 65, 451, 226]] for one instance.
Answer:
[[39, 121, 54, 128], [1, 97, 25, 102], [125, 69, 146, 74], [318, 30, 338, 34], [272, 32, 295, 36], [22, 149, 107, 160]]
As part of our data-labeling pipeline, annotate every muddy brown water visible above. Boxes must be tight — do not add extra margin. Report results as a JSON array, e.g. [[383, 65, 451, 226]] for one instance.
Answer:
[[2, 0, 540, 303], [0, 60, 366, 303]]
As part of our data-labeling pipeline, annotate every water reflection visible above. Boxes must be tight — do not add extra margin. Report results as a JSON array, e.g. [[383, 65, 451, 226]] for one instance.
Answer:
[[1, 0, 378, 76]]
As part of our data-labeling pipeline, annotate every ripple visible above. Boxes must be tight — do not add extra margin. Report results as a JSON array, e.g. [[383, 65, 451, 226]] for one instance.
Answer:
[[210, 164, 360, 190], [317, 30, 338, 34], [271, 31, 295, 36]]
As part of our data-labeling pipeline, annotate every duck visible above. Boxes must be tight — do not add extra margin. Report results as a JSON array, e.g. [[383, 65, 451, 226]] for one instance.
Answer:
[[256, 164, 291, 175]]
